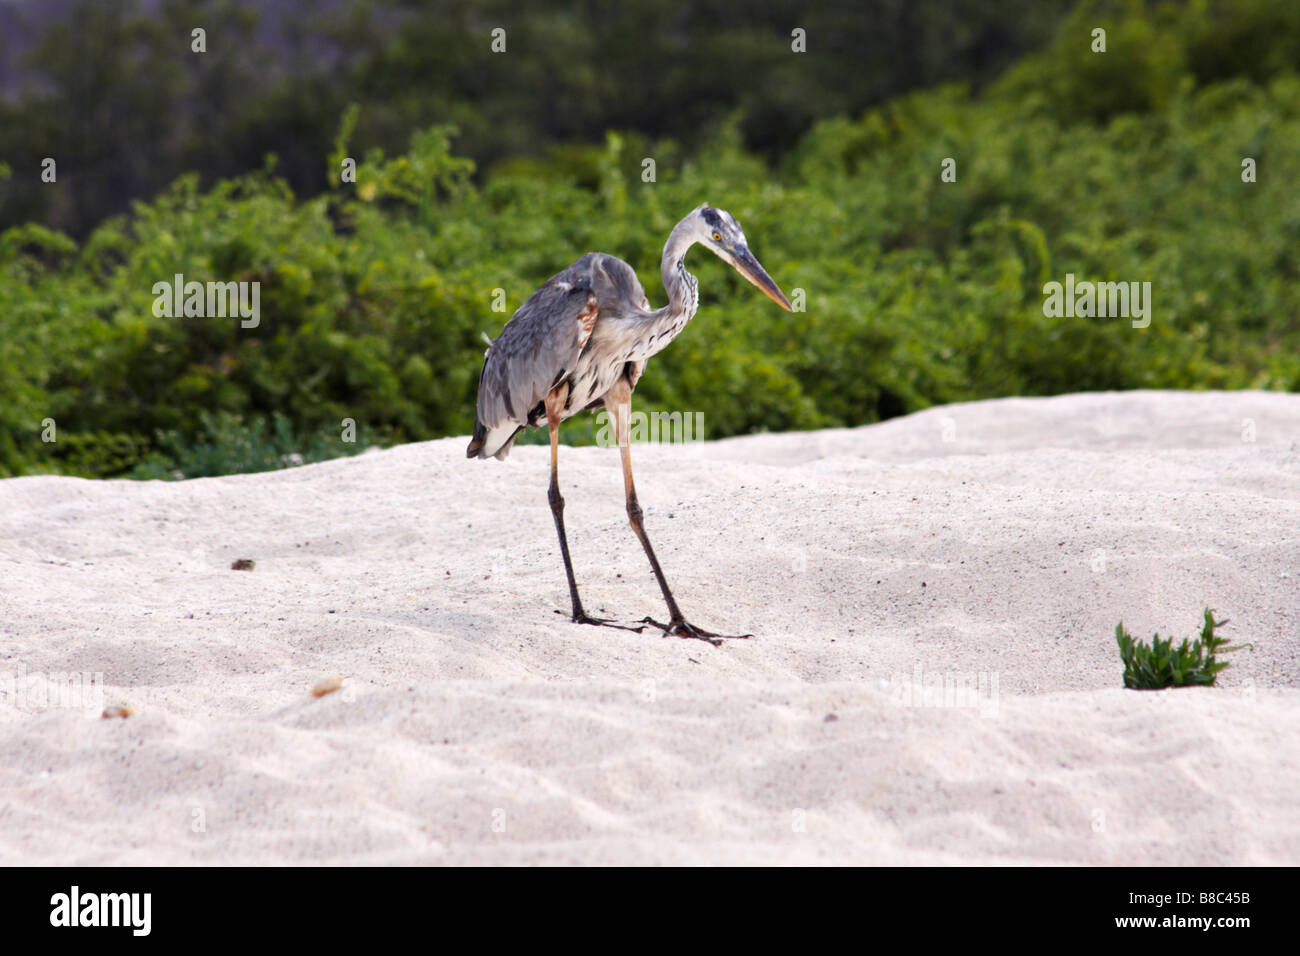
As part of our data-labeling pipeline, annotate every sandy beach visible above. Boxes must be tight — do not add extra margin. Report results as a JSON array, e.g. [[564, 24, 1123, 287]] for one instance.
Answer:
[[1, 389, 1297, 865]]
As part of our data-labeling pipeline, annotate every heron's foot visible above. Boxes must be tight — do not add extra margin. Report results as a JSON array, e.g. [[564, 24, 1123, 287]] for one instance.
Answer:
[[639, 616, 751, 647], [555, 609, 646, 633]]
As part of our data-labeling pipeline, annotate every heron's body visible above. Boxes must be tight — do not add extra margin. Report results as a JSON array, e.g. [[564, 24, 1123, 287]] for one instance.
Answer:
[[469, 224, 704, 460], [466, 205, 791, 643]]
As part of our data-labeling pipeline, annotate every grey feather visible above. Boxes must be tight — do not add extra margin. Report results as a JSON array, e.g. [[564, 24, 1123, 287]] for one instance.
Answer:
[[470, 257, 610, 458]]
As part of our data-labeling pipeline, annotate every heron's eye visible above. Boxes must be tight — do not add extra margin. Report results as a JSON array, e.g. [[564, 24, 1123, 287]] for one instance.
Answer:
[[711, 231, 722, 241]]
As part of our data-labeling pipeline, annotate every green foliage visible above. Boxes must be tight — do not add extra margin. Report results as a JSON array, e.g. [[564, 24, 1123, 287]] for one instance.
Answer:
[[1115, 609, 1249, 689], [1, 0, 1298, 479], [127, 410, 375, 480], [0, 0, 1081, 239]]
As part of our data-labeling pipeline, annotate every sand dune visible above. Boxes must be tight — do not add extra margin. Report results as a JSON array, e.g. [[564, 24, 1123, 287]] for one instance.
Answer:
[[1, 390, 1297, 865]]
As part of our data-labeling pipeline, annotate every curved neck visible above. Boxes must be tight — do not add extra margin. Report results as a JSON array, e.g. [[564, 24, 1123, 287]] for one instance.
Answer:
[[659, 216, 699, 318]]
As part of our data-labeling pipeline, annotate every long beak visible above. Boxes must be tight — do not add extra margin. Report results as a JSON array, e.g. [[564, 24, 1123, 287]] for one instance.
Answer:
[[731, 246, 793, 311]]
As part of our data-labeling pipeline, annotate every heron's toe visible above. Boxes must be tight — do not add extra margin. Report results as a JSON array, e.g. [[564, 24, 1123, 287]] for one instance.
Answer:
[[639, 616, 751, 646]]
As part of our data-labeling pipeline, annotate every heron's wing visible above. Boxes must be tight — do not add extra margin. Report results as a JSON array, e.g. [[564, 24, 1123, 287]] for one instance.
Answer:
[[471, 271, 599, 456], [584, 252, 650, 314]]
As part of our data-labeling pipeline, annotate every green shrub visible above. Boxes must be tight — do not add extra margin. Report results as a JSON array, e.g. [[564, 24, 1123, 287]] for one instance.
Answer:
[[127, 410, 378, 480], [1115, 609, 1250, 689], [1, 0, 1298, 479]]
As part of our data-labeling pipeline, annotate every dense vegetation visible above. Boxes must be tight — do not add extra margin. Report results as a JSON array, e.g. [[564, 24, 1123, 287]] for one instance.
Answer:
[[0, 0, 1076, 238], [1, 0, 1298, 478]]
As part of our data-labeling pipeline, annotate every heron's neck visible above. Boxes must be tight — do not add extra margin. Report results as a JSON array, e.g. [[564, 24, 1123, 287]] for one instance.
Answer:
[[658, 220, 699, 323], [621, 221, 699, 363]]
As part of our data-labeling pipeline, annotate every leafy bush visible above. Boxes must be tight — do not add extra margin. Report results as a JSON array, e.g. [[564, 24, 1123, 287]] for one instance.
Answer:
[[1, 0, 1298, 479], [127, 410, 377, 480], [0, 0, 1082, 239], [1115, 609, 1249, 689]]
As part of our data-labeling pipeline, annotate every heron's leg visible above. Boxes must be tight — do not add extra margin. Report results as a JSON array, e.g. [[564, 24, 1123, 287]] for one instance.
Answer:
[[604, 382, 750, 647], [545, 389, 638, 632]]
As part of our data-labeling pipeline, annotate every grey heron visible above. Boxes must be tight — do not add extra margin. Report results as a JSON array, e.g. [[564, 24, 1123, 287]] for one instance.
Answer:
[[467, 204, 792, 645]]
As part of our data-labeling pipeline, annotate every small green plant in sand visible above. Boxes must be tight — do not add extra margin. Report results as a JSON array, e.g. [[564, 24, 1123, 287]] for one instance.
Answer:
[[1115, 609, 1249, 689]]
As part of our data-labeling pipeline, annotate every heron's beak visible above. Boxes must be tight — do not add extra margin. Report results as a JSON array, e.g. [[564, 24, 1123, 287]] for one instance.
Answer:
[[730, 245, 793, 311]]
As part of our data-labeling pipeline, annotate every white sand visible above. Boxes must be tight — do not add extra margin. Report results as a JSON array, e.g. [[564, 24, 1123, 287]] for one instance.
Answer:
[[0, 389, 1297, 865]]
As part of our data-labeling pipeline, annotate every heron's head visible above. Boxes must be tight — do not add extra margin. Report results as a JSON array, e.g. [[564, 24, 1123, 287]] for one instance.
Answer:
[[692, 205, 793, 311]]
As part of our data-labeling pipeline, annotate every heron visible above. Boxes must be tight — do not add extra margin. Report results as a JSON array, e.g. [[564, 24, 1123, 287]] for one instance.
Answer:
[[466, 204, 792, 645]]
